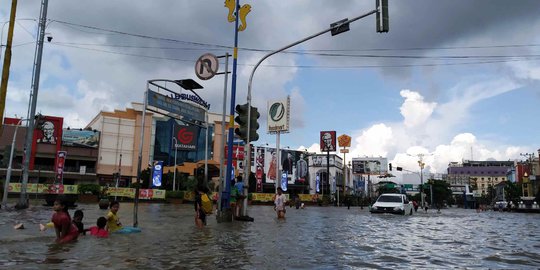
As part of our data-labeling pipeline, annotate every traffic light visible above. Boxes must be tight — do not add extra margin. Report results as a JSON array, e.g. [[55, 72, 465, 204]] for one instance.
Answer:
[[396, 167, 403, 171], [234, 103, 260, 142], [388, 163, 392, 171], [376, 0, 389, 33]]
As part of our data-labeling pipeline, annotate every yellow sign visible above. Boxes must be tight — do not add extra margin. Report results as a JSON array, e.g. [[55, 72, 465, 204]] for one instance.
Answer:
[[338, 134, 351, 147]]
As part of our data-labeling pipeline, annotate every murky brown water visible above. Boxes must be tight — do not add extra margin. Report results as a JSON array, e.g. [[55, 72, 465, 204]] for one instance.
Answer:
[[1, 199, 540, 269]]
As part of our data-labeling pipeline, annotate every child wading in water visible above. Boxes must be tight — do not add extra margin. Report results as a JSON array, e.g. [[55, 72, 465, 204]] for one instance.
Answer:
[[89, 217, 109, 238], [106, 201, 123, 233], [51, 198, 79, 244]]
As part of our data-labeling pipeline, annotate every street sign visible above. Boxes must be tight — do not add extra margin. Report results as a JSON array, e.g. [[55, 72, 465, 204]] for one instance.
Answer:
[[195, 53, 219, 80], [340, 149, 349, 153]]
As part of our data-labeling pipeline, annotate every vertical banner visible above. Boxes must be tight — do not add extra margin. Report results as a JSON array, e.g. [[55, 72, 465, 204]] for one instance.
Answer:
[[316, 174, 320, 193], [152, 161, 163, 187], [281, 172, 288, 191], [255, 147, 265, 192], [296, 153, 308, 182], [55, 151, 67, 184]]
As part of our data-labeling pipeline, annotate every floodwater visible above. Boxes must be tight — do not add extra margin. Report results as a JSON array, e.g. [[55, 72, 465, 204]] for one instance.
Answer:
[[1, 199, 540, 270]]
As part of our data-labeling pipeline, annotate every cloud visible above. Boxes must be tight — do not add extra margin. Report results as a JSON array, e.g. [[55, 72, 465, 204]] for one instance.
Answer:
[[399, 90, 437, 128]]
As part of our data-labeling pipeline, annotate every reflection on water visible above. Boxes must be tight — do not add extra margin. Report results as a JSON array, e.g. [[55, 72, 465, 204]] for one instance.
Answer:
[[1, 200, 540, 269]]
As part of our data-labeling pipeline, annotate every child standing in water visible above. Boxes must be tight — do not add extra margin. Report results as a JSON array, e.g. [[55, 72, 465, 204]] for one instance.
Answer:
[[72, 210, 89, 235], [89, 217, 109, 238], [51, 198, 79, 244], [106, 201, 123, 233]]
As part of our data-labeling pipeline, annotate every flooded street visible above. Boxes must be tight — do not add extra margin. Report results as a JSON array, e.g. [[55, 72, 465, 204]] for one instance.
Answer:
[[1, 200, 539, 269]]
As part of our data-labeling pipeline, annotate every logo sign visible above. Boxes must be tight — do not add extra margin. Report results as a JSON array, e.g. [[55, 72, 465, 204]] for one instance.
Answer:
[[169, 92, 211, 110], [195, 53, 219, 80], [152, 161, 164, 187], [338, 134, 351, 148], [320, 131, 336, 152], [267, 96, 290, 134], [173, 125, 199, 151]]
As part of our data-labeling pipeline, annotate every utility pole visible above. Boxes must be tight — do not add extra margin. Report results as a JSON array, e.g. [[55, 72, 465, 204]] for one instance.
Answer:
[[0, 0, 18, 135], [16, 0, 49, 209]]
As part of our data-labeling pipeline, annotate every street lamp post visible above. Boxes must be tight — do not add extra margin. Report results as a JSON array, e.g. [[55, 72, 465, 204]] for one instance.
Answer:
[[418, 159, 425, 208], [172, 137, 177, 191], [2, 118, 28, 208]]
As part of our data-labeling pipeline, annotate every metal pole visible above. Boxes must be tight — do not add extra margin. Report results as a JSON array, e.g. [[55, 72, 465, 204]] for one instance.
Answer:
[[244, 10, 378, 173], [275, 132, 280, 194], [2, 118, 25, 208], [133, 82, 149, 227], [224, 0, 241, 211], [326, 151, 330, 202], [204, 111, 208, 185], [17, 0, 49, 209], [218, 53, 229, 213], [172, 137, 177, 191]]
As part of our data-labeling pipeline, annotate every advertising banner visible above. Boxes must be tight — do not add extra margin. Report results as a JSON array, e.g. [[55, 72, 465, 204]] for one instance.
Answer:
[[106, 187, 165, 200], [173, 125, 199, 151], [62, 129, 100, 148], [265, 149, 278, 182], [152, 161, 163, 187], [8, 183, 78, 194], [55, 151, 67, 184], [255, 147, 265, 192], [281, 172, 288, 191], [320, 131, 336, 152]]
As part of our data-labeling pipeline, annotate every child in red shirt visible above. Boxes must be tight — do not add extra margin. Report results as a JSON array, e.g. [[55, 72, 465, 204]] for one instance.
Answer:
[[89, 217, 109, 238]]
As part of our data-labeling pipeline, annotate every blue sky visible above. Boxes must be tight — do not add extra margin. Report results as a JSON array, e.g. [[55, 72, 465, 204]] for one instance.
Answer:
[[1, 0, 539, 174]]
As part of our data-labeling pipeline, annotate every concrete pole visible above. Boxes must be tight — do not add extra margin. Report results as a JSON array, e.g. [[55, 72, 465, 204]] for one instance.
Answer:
[[17, 0, 49, 209], [2, 118, 26, 208]]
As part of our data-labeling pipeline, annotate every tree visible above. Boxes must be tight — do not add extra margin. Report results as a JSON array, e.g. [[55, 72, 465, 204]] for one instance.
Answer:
[[504, 181, 522, 205], [427, 179, 453, 206]]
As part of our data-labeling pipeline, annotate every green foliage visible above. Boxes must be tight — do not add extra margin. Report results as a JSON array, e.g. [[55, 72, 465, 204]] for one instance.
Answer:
[[78, 184, 102, 195], [504, 181, 522, 205], [183, 176, 197, 192], [428, 179, 453, 205], [166, 190, 184, 199]]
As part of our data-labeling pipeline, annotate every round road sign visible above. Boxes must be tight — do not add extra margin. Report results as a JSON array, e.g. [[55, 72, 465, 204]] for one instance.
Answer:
[[195, 53, 219, 80]]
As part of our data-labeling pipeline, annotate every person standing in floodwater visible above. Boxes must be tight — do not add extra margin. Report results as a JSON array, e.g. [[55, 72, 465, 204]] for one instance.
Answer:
[[274, 187, 287, 219]]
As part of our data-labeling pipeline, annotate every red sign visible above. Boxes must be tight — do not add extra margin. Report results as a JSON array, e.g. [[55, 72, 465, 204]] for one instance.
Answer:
[[30, 115, 63, 170], [224, 145, 245, 160], [3, 117, 22, 125]]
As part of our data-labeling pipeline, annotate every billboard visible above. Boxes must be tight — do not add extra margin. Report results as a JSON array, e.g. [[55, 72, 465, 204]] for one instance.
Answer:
[[147, 89, 205, 123], [351, 157, 388, 175], [62, 129, 100, 148], [310, 154, 342, 168], [320, 131, 336, 152]]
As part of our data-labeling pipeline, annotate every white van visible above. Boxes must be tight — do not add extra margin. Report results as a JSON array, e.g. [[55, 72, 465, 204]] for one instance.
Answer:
[[370, 193, 413, 215]]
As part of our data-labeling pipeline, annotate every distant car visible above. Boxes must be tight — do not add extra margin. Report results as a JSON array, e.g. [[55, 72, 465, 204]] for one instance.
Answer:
[[370, 193, 413, 215]]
